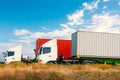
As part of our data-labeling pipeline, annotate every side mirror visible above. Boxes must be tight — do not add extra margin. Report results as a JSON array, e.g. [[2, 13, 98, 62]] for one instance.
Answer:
[[2, 52, 5, 54], [2, 52, 7, 57]]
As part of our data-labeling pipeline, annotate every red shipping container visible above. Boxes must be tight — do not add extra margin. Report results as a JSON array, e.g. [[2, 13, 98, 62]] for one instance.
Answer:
[[34, 38, 72, 60], [57, 39, 71, 60]]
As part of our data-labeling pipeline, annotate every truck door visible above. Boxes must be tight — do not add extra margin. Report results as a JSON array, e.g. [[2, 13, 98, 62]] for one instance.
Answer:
[[4, 51, 15, 64]]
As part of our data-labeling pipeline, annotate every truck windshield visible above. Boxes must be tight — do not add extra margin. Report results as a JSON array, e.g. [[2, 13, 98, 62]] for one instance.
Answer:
[[8, 51, 14, 56], [43, 47, 51, 54]]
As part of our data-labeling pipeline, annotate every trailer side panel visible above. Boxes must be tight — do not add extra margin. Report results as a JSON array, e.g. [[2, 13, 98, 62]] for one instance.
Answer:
[[72, 31, 120, 59]]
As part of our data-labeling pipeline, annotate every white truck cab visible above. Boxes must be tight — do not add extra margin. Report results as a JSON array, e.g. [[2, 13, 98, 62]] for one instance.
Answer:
[[37, 39, 57, 63], [3, 45, 22, 64]]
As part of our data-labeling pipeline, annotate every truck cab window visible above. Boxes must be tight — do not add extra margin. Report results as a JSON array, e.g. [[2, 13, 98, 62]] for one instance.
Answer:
[[43, 47, 51, 54], [8, 51, 14, 56]]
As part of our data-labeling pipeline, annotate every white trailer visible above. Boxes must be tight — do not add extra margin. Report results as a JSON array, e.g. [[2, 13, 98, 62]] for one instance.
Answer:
[[72, 31, 120, 59]]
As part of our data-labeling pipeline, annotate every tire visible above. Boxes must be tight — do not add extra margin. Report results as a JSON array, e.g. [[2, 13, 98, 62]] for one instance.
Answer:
[[83, 60, 93, 64], [47, 61, 56, 64]]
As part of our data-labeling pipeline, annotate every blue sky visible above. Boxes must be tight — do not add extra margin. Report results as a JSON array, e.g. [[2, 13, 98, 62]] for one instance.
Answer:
[[0, 0, 87, 42], [0, 0, 120, 61]]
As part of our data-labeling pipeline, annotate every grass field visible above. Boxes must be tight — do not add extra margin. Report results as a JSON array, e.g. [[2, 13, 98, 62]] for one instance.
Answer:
[[1, 62, 120, 80]]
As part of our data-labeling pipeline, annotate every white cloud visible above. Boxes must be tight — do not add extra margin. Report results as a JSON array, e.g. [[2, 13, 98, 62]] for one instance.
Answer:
[[103, 6, 107, 9], [30, 27, 75, 39], [21, 43, 35, 58], [0, 43, 17, 55], [14, 29, 30, 36], [30, 32, 45, 38], [11, 39, 32, 44], [60, 0, 100, 29], [118, 1, 120, 5], [86, 13, 120, 33], [103, 0, 108, 2], [41, 26, 50, 31], [66, 10, 84, 26], [0, 43, 15, 47], [83, 0, 100, 11]]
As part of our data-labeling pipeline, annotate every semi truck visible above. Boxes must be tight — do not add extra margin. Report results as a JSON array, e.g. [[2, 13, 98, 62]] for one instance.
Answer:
[[3, 45, 30, 64], [36, 31, 120, 65], [34, 39, 71, 64]]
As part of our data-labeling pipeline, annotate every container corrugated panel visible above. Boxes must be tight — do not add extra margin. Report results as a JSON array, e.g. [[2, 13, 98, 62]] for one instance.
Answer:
[[57, 39, 72, 60], [35, 38, 51, 58], [72, 31, 120, 59]]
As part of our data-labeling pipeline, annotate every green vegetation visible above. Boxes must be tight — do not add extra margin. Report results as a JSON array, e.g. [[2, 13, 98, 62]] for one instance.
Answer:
[[77, 57, 120, 65], [0, 62, 120, 80], [0, 62, 4, 64]]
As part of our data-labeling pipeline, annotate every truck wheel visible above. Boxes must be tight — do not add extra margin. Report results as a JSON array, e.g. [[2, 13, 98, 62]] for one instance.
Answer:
[[59, 61, 68, 65], [47, 61, 56, 64], [83, 60, 93, 64]]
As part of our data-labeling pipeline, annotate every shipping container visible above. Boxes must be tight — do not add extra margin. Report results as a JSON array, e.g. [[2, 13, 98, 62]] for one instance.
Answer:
[[57, 39, 71, 60], [72, 31, 120, 59]]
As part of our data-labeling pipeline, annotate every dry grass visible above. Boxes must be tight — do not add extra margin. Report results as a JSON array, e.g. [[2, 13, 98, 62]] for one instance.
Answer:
[[1, 62, 120, 80]]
